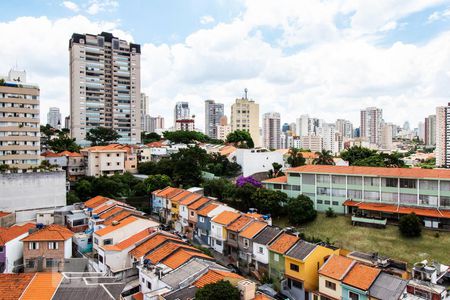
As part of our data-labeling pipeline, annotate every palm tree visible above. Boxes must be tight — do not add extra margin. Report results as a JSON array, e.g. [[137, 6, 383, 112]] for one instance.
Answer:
[[287, 148, 306, 167], [313, 150, 335, 165]]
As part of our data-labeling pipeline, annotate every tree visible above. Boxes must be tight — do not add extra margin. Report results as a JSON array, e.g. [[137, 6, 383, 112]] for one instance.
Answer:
[[74, 179, 93, 200], [325, 207, 336, 218], [399, 213, 422, 237], [230, 183, 258, 212], [0, 164, 9, 173], [202, 178, 235, 201], [251, 189, 287, 217], [340, 146, 377, 165], [226, 130, 254, 148], [268, 162, 285, 178], [195, 280, 240, 300], [236, 176, 262, 188], [352, 155, 385, 167], [171, 146, 209, 187], [163, 130, 208, 144], [287, 195, 317, 225], [287, 148, 306, 167], [86, 127, 120, 146], [313, 150, 335, 165], [141, 132, 161, 144], [205, 153, 241, 177], [66, 191, 81, 205], [48, 133, 81, 153], [144, 174, 173, 193]]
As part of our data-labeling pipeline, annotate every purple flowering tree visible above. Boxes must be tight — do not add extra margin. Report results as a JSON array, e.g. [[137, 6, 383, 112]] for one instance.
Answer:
[[236, 176, 262, 188]]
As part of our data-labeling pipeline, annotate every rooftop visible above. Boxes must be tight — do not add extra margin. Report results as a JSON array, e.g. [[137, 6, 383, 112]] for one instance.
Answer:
[[102, 227, 154, 251], [0, 273, 35, 300], [161, 259, 210, 289], [0, 223, 35, 245], [187, 197, 210, 210], [20, 273, 63, 300], [226, 215, 253, 232], [369, 272, 408, 300], [262, 176, 287, 183], [103, 210, 135, 226], [22, 224, 73, 242], [170, 190, 192, 203], [212, 211, 240, 225], [197, 203, 219, 216], [129, 233, 180, 258], [193, 269, 244, 288], [162, 249, 212, 269], [342, 263, 381, 291], [239, 221, 268, 239], [81, 144, 127, 152], [179, 193, 202, 206], [285, 240, 317, 261], [319, 254, 355, 281], [145, 241, 196, 264], [94, 216, 139, 236], [252, 226, 282, 245], [84, 195, 111, 209], [268, 233, 299, 254]]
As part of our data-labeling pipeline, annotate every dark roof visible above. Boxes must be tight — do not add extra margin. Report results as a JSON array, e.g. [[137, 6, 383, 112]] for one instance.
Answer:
[[369, 272, 407, 300], [163, 286, 197, 300], [286, 240, 317, 261], [252, 226, 282, 245], [100, 31, 115, 42]]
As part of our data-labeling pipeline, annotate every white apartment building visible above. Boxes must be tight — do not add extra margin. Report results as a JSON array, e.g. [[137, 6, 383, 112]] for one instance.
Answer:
[[216, 115, 231, 141], [360, 107, 383, 146], [69, 32, 141, 145], [0, 69, 40, 170], [141, 92, 149, 132], [381, 122, 395, 150], [80, 144, 126, 176], [230, 90, 260, 147], [263, 112, 281, 149], [300, 134, 323, 152], [47, 107, 61, 129], [335, 119, 353, 139], [436, 104, 450, 167]]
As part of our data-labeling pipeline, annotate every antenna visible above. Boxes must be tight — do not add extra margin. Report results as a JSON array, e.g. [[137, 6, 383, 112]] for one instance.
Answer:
[[244, 88, 248, 100]]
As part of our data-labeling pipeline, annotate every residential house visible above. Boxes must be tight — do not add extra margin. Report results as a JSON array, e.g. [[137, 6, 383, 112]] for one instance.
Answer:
[[0, 273, 63, 300], [317, 254, 356, 300], [80, 144, 127, 177], [195, 203, 219, 245], [0, 223, 34, 273], [283, 241, 339, 300], [169, 190, 191, 226], [368, 272, 408, 300], [341, 263, 381, 300], [268, 233, 299, 290], [406, 279, 448, 300], [152, 187, 184, 223], [42, 150, 85, 180], [186, 196, 211, 239], [226, 215, 253, 263], [237, 221, 267, 272], [252, 226, 282, 274], [210, 211, 240, 254], [129, 232, 181, 264], [66, 212, 89, 233], [178, 192, 202, 234], [22, 224, 74, 272]]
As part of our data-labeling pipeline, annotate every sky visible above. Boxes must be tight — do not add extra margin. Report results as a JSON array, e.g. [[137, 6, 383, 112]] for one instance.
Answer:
[[2, 0, 450, 131]]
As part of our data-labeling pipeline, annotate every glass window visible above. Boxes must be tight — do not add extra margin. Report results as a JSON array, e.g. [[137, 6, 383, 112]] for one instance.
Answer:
[[324, 200, 330, 205], [382, 178, 398, 187], [103, 239, 113, 245], [317, 200, 323, 204], [317, 187, 330, 196], [364, 177, 380, 187], [440, 196, 450, 208], [332, 175, 345, 185], [349, 291, 359, 300], [419, 180, 438, 190], [332, 188, 346, 197], [46, 258, 58, 268], [290, 263, 299, 272], [317, 175, 330, 184], [302, 174, 315, 185], [347, 189, 362, 199], [440, 181, 450, 192], [419, 195, 438, 206], [274, 253, 279, 262], [48, 242, 58, 250], [381, 192, 397, 203], [26, 259, 35, 268], [400, 193, 417, 204], [347, 176, 362, 185], [325, 280, 336, 290], [400, 179, 417, 189], [364, 191, 380, 201]]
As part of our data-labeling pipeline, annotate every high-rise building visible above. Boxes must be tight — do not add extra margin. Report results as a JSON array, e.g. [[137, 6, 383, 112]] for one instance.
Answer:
[[418, 121, 425, 142], [140, 93, 149, 131], [47, 107, 61, 129], [320, 123, 340, 154], [403, 121, 410, 131], [149, 115, 164, 133], [424, 114, 436, 146], [64, 116, 70, 130], [263, 112, 281, 149], [360, 107, 383, 146], [436, 105, 450, 167], [296, 115, 309, 136], [205, 100, 224, 138], [0, 69, 40, 170], [216, 115, 231, 141], [300, 135, 322, 152], [282, 123, 290, 133], [381, 122, 395, 150], [174, 102, 190, 123], [335, 119, 353, 139], [69, 32, 141, 145], [230, 89, 260, 147]]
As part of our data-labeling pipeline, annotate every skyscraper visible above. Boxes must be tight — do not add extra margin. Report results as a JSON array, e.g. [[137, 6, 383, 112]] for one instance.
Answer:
[[174, 102, 190, 123], [263, 112, 281, 149], [69, 32, 141, 145], [0, 69, 40, 170], [335, 119, 353, 139], [204, 100, 224, 138], [424, 114, 436, 146], [47, 107, 61, 129], [216, 115, 231, 141], [140, 92, 149, 131], [436, 105, 450, 167], [360, 107, 383, 146], [230, 89, 260, 147]]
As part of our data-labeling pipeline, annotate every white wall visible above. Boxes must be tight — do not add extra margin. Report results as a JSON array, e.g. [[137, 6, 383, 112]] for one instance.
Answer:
[[5, 232, 29, 273], [230, 149, 284, 177], [0, 172, 66, 222], [64, 238, 72, 258], [252, 242, 269, 265]]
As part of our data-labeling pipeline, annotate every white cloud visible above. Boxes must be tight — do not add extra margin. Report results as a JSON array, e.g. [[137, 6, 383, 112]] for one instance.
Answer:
[[200, 15, 215, 25], [62, 1, 79, 12], [86, 0, 119, 15], [428, 7, 450, 23]]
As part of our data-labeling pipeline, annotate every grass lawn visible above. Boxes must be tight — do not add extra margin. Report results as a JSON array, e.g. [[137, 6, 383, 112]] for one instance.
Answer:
[[273, 213, 450, 266]]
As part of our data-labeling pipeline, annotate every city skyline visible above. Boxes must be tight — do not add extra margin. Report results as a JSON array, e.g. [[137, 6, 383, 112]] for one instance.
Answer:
[[2, 1, 450, 130]]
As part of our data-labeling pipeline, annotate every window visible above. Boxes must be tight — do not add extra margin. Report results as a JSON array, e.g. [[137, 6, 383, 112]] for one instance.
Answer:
[[332, 201, 339, 206], [364, 177, 379, 187], [98, 255, 104, 263], [25, 259, 35, 268], [116, 154, 120, 157], [243, 238, 250, 248], [190, 211, 194, 216], [332, 175, 345, 185], [349, 291, 359, 300], [317, 187, 330, 196], [347, 176, 362, 185], [290, 263, 299, 272], [332, 188, 346, 197], [229, 233, 237, 240], [29, 242, 39, 250], [317, 175, 330, 184], [383, 178, 398, 187], [419, 180, 438, 190], [0, 246, 3, 253], [46, 258, 58, 268], [258, 247, 264, 254], [440, 196, 450, 208], [419, 195, 438, 206], [400, 179, 416, 189], [325, 280, 336, 290], [116, 162, 120, 166], [381, 192, 397, 203], [216, 240, 222, 246], [94, 238, 99, 245], [274, 253, 279, 262], [147, 281, 151, 289], [103, 238, 113, 245], [364, 191, 379, 201], [347, 189, 362, 199], [400, 193, 417, 204], [48, 242, 58, 250], [324, 200, 330, 205], [199, 216, 205, 223], [317, 200, 323, 204], [292, 279, 303, 289]]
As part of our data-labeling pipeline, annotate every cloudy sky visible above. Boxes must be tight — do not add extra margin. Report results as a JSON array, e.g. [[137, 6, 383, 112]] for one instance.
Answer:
[[1, 0, 450, 131]]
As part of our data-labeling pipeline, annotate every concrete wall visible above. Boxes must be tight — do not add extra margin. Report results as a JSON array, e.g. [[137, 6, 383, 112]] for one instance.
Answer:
[[0, 172, 66, 222], [5, 232, 29, 273], [230, 149, 284, 177]]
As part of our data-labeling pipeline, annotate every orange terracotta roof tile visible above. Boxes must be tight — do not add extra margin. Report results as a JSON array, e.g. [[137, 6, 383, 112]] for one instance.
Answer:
[[97, 206, 123, 219], [93, 203, 116, 214], [102, 228, 155, 251], [146, 140, 165, 148], [197, 203, 219, 216], [103, 210, 134, 226], [0, 273, 35, 300], [20, 272, 63, 300], [262, 176, 287, 183], [132, 292, 143, 300], [319, 254, 355, 281], [84, 195, 111, 209], [162, 187, 185, 198], [22, 224, 73, 242], [162, 249, 212, 269], [227, 216, 253, 232], [212, 211, 240, 225], [144, 242, 196, 264], [193, 269, 244, 288], [95, 216, 138, 236], [0, 223, 34, 246], [245, 212, 265, 220], [219, 145, 237, 156], [300, 152, 319, 159], [57, 150, 83, 157], [0, 211, 11, 218], [342, 263, 381, 291], [82, 144, 127, 152], [254, 292, 275, 300], [179, 193, 202, 206], [239, 221, 267, 239], [187, 197, 210, 210], [170, 190, 191, 203], [268, 233, 299, 254], [287, 164, 450, 179], [129, 233, 180, 258]]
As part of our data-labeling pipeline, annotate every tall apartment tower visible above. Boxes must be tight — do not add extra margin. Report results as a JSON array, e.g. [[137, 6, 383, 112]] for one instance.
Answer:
[[47, 107, 62, 129], [381, 122, 395, 150], [360, 107, 383, 146], [230, 89, 260, 147], [140, 92, 149, 131], [436, 105, 450, 167], [263, 112, 281, 149], [174, 102, 190, 123], [335, 119, 353, 139], [424, 114, 436, 146], [69, 32, 141, 145], [204, 100, 224, 138], [0, 69, 40, 170]]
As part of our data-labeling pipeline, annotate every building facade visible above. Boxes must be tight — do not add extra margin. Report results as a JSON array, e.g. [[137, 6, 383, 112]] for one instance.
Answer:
[[140, 92, 149, 132], [205, 100, 224, 138], [0, 69, 40, 170], [424, 114, 436, 146], [360, 107, 383, 146], [69, 32, 141, 145], [436, 105, 449, 167], [47, 107, 61, 129], [230, 91, 260, 147], [263, 112, 281, 149], [216, 115, 231, 141]]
